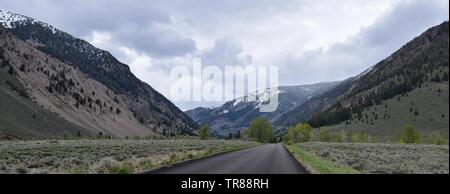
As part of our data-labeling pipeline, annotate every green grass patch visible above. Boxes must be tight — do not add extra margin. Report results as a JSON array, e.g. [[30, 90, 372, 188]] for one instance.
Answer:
[[108, 163, 134, 174], [285, 145, 360, 174], [99, 162, 134, 174]]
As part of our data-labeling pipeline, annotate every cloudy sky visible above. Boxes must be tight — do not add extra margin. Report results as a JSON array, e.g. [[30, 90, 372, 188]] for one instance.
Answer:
[[1, 0, 449, 110]]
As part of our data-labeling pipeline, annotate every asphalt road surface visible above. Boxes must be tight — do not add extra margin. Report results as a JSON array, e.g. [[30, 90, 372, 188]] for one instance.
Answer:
[[149, 144, 308, 174]]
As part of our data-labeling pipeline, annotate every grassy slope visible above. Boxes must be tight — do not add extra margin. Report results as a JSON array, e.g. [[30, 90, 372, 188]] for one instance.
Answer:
[[0, 68, 93, 140], [285, 145, 359, 174], [328, 81, 449, 140]]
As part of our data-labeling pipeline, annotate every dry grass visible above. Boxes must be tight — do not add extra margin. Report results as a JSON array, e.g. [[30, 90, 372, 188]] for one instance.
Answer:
[[297, 142, 449, 174], [0, 139, 257, 174]]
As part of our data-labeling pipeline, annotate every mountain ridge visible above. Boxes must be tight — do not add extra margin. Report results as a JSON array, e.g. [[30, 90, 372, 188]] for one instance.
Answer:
[[186, 81, 341, 136], [1, 10, 198, 138], [0, 26, 159, 138], [276, 21, 449, 138]]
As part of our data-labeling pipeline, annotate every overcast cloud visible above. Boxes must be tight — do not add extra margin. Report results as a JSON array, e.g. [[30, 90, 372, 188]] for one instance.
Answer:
[[1, 0, 448, 110]]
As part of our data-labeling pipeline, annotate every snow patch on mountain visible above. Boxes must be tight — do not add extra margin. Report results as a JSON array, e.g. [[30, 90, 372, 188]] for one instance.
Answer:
[[233, 89, 285, 106], [0, 9, 58, 33]]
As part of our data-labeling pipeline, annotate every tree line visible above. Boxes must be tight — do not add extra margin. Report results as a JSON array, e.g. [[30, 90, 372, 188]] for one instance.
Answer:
[[283, 123, 447, 145], [196, 117, 447, 145]]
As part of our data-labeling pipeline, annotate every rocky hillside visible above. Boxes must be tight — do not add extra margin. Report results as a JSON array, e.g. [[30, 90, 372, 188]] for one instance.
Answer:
[[0, 26, 160, 139], [1, 10, 198, 138], [276, 21, 449, 138], [187, 82, 340, 136], [0, 57, 93, 140]]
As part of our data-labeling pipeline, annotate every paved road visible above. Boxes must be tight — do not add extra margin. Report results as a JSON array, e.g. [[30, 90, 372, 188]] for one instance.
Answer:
[[149, 144, 307, 174]]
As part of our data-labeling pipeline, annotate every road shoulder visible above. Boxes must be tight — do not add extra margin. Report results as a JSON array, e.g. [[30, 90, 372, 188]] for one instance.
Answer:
[[284, 144, 360, 174]]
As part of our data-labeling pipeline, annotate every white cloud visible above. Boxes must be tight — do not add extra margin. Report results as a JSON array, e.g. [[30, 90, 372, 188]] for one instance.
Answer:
[[1, 0, 448, 110], [277, 0, 449, 85], [88, 31, 111, 46], [120, 47, 153, 76]]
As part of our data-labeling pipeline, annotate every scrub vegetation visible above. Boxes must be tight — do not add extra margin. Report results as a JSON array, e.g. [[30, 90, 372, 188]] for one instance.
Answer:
[[0, 139, 258, 174]]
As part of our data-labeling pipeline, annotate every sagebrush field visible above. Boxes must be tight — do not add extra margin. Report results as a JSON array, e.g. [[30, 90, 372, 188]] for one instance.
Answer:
[[0, 139, 257, 174], [296, 142, 449, 174]]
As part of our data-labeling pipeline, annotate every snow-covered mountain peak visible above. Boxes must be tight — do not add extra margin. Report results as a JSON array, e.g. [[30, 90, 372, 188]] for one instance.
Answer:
[[233, 88, 284, 106], [0, 9, 28, 28], [0, 9, 58, 33]]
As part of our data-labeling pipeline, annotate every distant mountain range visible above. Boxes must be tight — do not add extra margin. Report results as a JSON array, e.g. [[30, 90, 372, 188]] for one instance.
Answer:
[[0, 10, 197, 139], [188, 21, 449, 139], [186, 82, 340, 136]]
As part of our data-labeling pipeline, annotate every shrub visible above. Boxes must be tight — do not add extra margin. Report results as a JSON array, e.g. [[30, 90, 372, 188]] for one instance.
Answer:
[[427, 131, 448, 145], [0, 59, 9, 68], [350, 132, 370, 143], [332, 132, 344, 143], [247, 117, 273, 143], [95, 158, 134, 174], [397, 125, 421, 144], [140, 160, 154, 170], [19, 64, 26, 72], [169, 154, 178, 162], [317, 128, 332, 142], [16, 167, 28, 174], [114, 96, 120, 103], [285, 123, 312, 144], [198, 124, 210, 140], [63, 133, 69, 140], [5, 80, 29, 98], [283, 134, 291, 145]]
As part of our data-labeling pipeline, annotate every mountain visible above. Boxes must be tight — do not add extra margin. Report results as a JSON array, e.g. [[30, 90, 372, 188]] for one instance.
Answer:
[[186, 82, 340, 136], [276, 21, 449, 139], [0, 10, 197, 139], [0, 43, 93, 140]]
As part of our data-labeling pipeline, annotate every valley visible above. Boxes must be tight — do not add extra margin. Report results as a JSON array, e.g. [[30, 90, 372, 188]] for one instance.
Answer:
[[190, 21, 449, 142], [0, 139, 258, 174], [0, 7, 449, 176], [186, 82, 341, 137]]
